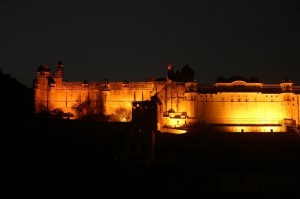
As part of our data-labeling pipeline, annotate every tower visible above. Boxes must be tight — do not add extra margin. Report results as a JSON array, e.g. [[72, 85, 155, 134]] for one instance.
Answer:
[[34, 65, 52, 112], [184, 81, 198, 118], [100, 78, 110, 116], [280, 78, 297, 129], [167, 63, 175, 81], [129, 95, 161, 166], [53, 60, 64, 86]]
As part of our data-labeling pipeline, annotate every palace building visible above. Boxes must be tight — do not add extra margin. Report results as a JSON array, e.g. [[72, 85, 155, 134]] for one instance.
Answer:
[[34, 61, 300, 133]]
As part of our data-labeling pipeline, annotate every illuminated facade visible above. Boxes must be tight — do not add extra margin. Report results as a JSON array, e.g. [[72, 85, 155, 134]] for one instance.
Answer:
[[34, 61, 300, 132]]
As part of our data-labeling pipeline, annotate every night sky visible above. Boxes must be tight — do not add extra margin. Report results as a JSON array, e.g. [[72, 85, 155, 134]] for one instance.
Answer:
[[1, 0, 299, 88]]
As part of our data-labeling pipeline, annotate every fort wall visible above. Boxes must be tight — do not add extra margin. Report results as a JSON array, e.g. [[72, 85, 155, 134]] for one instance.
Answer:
[[34, 62, 300, 132]]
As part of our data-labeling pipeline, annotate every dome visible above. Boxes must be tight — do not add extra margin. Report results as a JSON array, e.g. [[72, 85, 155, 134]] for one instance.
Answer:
[[216, 76, 261, 83], [57, 60, 63, 66], [37, 65, 50, 72], [227, 76, 249, 82]]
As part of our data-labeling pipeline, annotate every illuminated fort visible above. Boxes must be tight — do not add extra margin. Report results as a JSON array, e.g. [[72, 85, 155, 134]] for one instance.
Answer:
[[34, 61, 300, 133]]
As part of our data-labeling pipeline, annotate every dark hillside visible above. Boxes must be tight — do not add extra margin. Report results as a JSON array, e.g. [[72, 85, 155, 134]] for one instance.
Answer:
[[2, 71, 300, 195], [19, 121, 300, 195], [0, 70, 33, 121]]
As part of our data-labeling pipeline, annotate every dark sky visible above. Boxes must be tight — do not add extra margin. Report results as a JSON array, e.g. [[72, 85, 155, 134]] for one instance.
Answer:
[[1, 0, 299, 87]]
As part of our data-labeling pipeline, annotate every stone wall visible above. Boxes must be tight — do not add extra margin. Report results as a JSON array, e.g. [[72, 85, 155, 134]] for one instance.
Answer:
[[34, 69, 300, 132]]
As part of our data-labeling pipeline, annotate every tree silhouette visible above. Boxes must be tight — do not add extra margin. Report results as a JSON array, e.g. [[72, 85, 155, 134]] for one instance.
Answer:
[[109, 107, 131, 122]]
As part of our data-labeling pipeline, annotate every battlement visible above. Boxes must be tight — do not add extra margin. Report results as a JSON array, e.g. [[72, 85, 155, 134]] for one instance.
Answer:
[[34, 62, 300, 133]]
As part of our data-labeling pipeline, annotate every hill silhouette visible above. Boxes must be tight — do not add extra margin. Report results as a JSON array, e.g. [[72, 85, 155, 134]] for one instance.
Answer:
[[0, 69, 33, 121]]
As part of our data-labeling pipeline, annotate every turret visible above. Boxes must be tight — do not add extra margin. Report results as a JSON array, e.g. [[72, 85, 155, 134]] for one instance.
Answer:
[[100, 78, 110, 115], [34, 65, 52, 112], [36, 65, 51, 79], [35, 65, 51, 89], [184, 81, 198, 118], [57, 60, 64, 75], [280, 78, 296, 129], [53, 60, 64, 85], [167, 63, 174, 82]]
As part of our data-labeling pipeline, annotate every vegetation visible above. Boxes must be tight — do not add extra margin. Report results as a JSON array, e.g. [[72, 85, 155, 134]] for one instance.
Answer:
[[109, 107, 131, 122]]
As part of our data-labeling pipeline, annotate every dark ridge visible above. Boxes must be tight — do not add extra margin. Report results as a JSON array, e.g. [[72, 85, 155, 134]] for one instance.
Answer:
[[0, 70, 33, 121]]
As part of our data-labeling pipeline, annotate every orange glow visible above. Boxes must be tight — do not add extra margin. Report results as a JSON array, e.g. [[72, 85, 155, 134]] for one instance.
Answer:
[[120, 118, 127, 122], [215, 125, 284, 133], [34, 66, 300, 133], [164, 117, 186, 128], [161, 128, 187, 134], [221, 101, 283, 125]]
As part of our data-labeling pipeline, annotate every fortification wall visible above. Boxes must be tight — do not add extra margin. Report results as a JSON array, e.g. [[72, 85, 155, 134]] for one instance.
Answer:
[[34, 66, 300, 132], [35, 80, 160, 120], [196, 92, 283, 124], [102, 82, 155, 120], [45, 83, 103, 118]]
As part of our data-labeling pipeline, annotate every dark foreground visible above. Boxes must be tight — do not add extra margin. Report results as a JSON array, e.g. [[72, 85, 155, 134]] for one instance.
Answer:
[[5, 118, 300, 196]]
